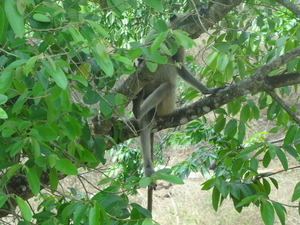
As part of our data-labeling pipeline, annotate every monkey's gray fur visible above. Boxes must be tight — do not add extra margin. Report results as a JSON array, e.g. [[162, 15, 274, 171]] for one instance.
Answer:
[[133, 14, 225, 210]]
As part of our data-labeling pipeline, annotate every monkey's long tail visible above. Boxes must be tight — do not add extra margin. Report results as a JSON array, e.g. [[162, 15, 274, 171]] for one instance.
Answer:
[[147, 188, 153, 212]]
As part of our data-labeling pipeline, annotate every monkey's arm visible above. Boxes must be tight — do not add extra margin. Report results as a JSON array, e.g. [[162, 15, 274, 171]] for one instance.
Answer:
[[177, 66, 226, 94]]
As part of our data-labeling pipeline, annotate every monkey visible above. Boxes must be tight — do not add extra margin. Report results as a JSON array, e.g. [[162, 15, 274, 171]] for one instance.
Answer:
[[133, 14, 226, 212]]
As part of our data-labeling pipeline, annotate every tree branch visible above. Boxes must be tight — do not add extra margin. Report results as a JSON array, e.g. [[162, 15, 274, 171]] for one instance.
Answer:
[[108, 71, 300, 148], [265, 89, 300, 125], [274, 0, 300, 18]]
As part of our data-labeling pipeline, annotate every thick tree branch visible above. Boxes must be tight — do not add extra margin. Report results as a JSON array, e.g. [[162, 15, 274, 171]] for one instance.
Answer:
[[108, 71, 300, 148], [266, 89, 300, 125], [274, 0, 300, 18]]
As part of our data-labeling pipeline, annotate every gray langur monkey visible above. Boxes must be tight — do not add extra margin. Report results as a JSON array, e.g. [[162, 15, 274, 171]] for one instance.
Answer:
[[133, 14, 226, 212]]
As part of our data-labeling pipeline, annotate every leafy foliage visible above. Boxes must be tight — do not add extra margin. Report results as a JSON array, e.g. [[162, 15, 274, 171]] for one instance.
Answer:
[[0, 0, 300, 224]]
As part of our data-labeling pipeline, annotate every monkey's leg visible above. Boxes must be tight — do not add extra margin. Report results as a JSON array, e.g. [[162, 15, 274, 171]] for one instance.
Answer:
[[147, 132, 154, 212], [140, 82, 172, 118]]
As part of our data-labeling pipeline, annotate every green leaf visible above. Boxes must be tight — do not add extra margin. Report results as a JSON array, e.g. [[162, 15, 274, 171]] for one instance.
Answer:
[[212, 186, 220, 211], [282, 145, 298, 159], [139, 177, 153, 188], [0, 108, 8, 119], [217, 54, 229, 72], [236, 143, 263, 158], [100, 93, 114, 119], [0, 70, 14, 94], [69, 26, 85, 44], [235, 194, 259, 208], [229, 183, 240, 199], [267, 101, 279, 120], [73, 204, 89, 224], [275, 36, 289, 47], [0, 94, 8, 104], [146, 61, 158, 72], [33, 13, 51, 22], [71, 75, 88, 87], [292, 182, 300, 202], [113, 55, 133, 66], [15, 196, 32, 221], [276, 148, 288, 171], [283, 125, 297, 145], [150, 31, 168, 52], [25, 167, 40, 195], [238, 122, 246, 143], [0, 195, 8, 208], [142, 218, 153, 225], [173, 30, 195, 48], [89, 202, 100, 225], [35, 126, 58, 142], [128, 48, 143, 59], [98, 177, 114, 185], [43, 62, 68, 90], [87, 20, 109, 37], [260, 201, 274, 225], [272, 202, 286, 225], [7, 164, 22, 179], [269, 177, 278, 189], [49, 167, 58, 190], [29, 138, 40, 160], [92, 42, 114, 77], [80, 149, 97, 162], [10, 140, 25, 157], [24, 56, 38, 76], [48, 154, 57, 168], [262, 151, 271, 168], [224, 119, 237, 137], [214, 117, 226, 132], [145, 0, 163, 11], [0, 6, 5, 39], [155, 173, 184, 185], [55, 158, 78, 175], [4, 0, 24, 37], [240, 104, 250, 123]]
